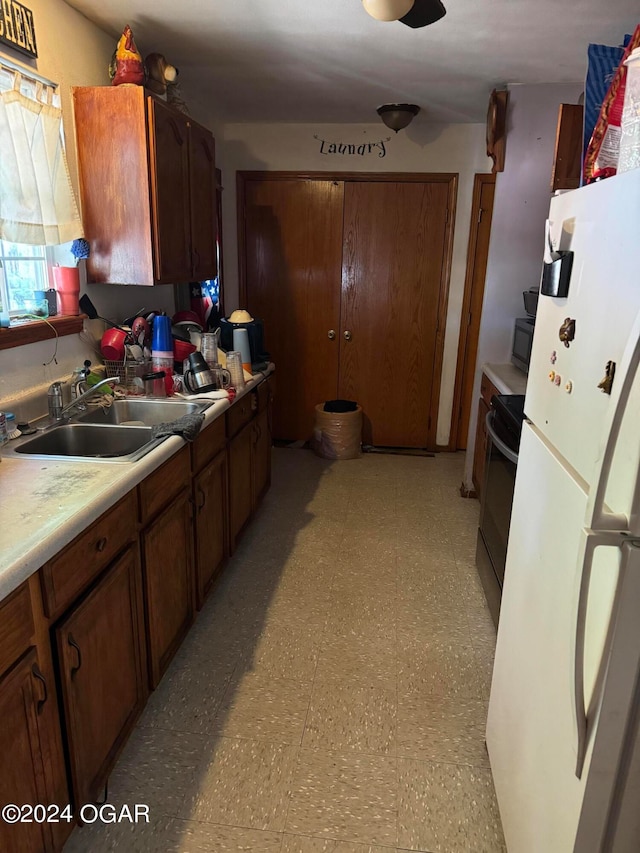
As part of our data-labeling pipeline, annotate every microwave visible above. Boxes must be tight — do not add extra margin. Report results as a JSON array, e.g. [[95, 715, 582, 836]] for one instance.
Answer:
[[511, 317, 535, 374]]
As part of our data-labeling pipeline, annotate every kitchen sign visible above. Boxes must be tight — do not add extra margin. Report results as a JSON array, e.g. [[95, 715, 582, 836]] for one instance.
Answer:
[[314, 134, 391, 158], [0, 0, 37, 58]]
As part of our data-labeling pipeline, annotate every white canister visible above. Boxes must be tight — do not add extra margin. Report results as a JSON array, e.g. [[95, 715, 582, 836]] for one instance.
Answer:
[[619, 47, 640, 174]]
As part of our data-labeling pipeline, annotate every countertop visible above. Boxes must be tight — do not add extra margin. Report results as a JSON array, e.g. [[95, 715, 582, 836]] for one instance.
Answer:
[[0, 368, 273, 602], [482, 362, 528, 396]]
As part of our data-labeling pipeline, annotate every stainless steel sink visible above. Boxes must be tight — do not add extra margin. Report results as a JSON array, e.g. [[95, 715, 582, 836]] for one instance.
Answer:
[[75, 398, 211, 426], [12, 423, 165, 463]]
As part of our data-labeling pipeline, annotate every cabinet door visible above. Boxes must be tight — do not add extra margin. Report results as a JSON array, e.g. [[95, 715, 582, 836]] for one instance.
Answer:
[[56, 547, 146, 807], [338, 180, 451, 448], [148, 98, 192, 283], [472, 397, 490, 499], [189, 122, 217, 280], [0, 649, 55, 853], [194, 451, 227, 609], [253, 408, 272, 509], [228, 421, 254, 552], [142, 491, 194, 687], [242, 178, 344, 440]]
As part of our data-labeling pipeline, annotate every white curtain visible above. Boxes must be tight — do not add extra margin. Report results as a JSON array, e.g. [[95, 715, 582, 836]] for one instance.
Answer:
[[0, 73, 83, 245]]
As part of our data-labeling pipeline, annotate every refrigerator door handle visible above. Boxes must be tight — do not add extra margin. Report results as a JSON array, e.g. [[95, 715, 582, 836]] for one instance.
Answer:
[[485, 411, 519, 465], [572, 529, 640, 778], [586, 311, 640, 533]]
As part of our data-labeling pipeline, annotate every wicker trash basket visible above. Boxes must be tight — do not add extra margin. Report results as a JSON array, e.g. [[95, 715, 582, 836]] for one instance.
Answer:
[[312, 403, 363, 460]]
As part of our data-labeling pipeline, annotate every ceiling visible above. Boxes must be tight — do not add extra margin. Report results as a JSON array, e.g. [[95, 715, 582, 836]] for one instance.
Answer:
[[64, 0, 638, 124]]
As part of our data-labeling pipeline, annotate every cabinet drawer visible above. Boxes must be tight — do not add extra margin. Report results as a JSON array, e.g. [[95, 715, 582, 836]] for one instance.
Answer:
[[226, 392, 256, 438], [480, 373, 499, 407], [0, 582, 34, 676], [191, 413, 226, 473], [41, 492, 137, 620], [138, 445, 190, 525]]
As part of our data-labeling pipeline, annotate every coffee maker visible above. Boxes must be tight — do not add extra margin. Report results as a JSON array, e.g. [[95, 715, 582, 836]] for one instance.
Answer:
[[219, 310, 269, 368]]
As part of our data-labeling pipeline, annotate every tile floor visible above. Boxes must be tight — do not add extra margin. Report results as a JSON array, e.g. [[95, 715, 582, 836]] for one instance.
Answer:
[[65, 448, 505, 853]]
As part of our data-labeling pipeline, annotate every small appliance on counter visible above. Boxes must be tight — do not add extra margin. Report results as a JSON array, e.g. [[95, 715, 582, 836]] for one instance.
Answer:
[[510, 288, 540, 374], [219, 310, 269, 370]]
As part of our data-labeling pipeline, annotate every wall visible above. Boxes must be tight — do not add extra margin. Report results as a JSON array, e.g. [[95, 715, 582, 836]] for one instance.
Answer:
[[462, 82, 583, 489], [217, 121, 491, 445]]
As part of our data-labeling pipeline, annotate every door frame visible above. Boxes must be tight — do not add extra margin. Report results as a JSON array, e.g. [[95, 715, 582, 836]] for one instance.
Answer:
[[449, 173, 496, 451], [237, 171, 458, 451]]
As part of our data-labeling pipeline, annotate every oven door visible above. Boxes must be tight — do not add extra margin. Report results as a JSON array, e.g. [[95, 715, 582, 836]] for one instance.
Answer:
[[477, 411, 519, 624]]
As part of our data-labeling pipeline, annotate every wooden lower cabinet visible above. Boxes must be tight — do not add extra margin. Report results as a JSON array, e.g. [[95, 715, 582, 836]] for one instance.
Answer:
[[142, 489, 195, 687], [228, 420, 254, 552], [193, 450, 228, 609], [0, 649, 58, 853], [55, 547, 146, 809], [0, 377, 276, 853]]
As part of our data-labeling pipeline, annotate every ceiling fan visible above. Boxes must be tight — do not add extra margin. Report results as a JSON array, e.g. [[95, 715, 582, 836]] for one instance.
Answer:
[[362, 0, 446, 28]]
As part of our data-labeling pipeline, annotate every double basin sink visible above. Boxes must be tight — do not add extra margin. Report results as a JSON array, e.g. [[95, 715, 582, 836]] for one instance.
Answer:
[[8, 399, 212, 463]]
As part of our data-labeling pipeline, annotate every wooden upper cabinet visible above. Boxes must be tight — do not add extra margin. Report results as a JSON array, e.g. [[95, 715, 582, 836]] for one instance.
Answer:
[[73, 86, 216, 285], [147, 99, 192, 283], [189, 121, 217, 280], [551, 104, 584, 192]]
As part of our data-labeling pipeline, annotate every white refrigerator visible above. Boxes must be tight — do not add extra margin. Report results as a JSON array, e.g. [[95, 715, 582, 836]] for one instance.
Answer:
[[486, 169, 640, 852]]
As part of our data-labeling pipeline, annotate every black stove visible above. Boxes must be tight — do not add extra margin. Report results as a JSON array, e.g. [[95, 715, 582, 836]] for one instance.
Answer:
[[476, 393, 526, 628], [490, 394, 526, 454]]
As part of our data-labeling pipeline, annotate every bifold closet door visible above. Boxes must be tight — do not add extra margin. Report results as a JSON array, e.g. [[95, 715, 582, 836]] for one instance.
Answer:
[[243, 179, 344, 441], [338, 181, 450, 447]]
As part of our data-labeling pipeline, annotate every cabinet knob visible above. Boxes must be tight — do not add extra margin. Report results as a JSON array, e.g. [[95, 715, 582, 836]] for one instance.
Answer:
[[96, 537, 107, 553], [344, 330, 352, 342], [328, 330, 336, 340]]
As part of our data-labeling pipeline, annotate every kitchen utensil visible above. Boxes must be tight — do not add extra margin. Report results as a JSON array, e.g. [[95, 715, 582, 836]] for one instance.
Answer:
[[172, 310, 203, 326], [127, 344, 144, 361], [101, 328, 127, 361], [211, 366, 232, 390], [79, 294, 129, 334], [226, 351, 245, 389], [53, 266, 80, 315], [151, 315, 172, 352], [173, 338, 197, 366], [233, 328, 252, 372], [142, 371, 167, 397], [200, 330, 220, 366], [184, 352, 217, 394], [131, 316, 151, 347]]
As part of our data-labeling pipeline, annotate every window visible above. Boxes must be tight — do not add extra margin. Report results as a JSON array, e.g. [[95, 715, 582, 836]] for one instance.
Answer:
[[0, 240, 50, 320]]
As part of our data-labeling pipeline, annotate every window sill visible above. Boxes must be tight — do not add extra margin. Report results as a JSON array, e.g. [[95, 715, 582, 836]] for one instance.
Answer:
[[0, 315, 85, 351]]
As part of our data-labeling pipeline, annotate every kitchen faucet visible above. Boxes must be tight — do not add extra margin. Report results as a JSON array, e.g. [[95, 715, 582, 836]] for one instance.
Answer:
[[48, 376, 121, 421]]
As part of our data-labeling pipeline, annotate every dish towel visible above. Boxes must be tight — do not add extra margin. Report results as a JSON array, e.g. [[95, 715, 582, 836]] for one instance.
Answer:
[[151, 413, 205, 443]]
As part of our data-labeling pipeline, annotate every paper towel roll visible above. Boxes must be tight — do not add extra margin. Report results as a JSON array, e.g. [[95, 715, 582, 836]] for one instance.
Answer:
[[233, 328, 252, 371]]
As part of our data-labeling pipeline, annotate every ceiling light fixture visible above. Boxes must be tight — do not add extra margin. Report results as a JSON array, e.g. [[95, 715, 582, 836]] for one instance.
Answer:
[[399, 0, 446, 28], [377, 103, 420, 133], [362, 0, 414, 22]]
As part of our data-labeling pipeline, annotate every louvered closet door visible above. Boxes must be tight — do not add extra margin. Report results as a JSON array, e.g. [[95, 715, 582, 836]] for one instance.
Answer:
[[244, 179, 344, 441], [338, 181, 450, 447]]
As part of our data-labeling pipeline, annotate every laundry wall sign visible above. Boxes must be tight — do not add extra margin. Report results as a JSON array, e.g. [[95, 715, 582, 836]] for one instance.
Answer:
[[0, 0, 37, 58], [314, 134, 391, 158]]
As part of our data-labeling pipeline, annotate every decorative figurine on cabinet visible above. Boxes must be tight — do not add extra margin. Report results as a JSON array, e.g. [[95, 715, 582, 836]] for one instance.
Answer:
[[109, 25, 145, 86], [144, 53, 179, 98]]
